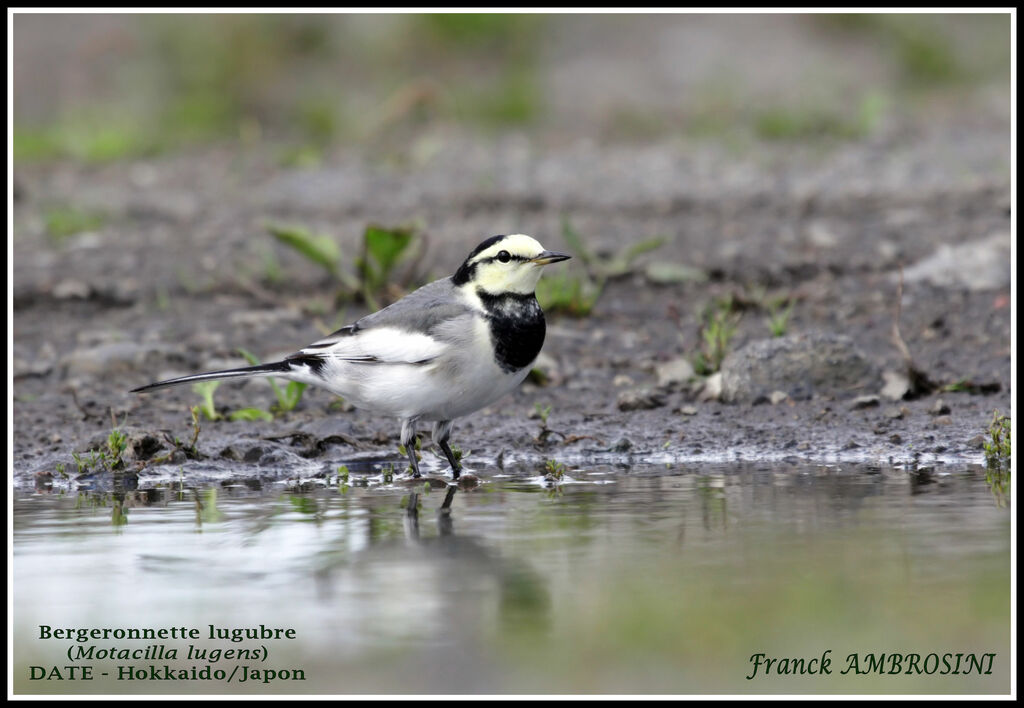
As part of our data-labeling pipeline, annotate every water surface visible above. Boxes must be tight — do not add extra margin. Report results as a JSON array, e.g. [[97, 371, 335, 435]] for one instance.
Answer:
[[12, 462, 1010, 695]]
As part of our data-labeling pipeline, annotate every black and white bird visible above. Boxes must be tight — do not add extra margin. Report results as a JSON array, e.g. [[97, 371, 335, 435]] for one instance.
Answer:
[[132, 234, 570, 480]]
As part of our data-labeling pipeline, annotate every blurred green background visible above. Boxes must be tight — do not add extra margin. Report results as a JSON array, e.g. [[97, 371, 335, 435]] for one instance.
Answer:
[[13, 12, 1011, 164]]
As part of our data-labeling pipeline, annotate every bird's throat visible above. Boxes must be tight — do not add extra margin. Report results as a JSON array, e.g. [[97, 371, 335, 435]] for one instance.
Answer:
[[476, 289, 546, 373]]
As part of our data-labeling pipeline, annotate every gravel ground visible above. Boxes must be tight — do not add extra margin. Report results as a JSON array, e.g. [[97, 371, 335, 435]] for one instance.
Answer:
[[11, 14, 1012, 489], [12, 130, 1011, 489]]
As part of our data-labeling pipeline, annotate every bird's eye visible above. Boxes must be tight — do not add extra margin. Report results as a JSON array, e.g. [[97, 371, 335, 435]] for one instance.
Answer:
[[497, 250, 512, 263]]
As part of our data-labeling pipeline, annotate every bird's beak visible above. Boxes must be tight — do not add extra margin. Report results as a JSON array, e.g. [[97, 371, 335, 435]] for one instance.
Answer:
[[531, 250, 571, 265]]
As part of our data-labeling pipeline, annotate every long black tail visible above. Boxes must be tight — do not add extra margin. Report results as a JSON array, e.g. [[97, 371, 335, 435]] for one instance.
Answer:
[[131, 361, 294, 394]]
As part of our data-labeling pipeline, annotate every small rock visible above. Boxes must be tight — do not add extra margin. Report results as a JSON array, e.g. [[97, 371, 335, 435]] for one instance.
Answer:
[[220, 447, 242, 461], [610, 437, 632, 452], [932, 416, 953, 426], [680, 405, 698, 416], [52, 279, 92, 299], [881, 370, 911, 401], [769, 390, 789, 405], [456, 474, 480, 490], [14, 342, 57, 379], [720, 332, 880, 404], [850, 395, 880, 410], [613, 374, 635, 387], [966, 434, 987, 449], [806, 220, 840, 248], [841, 440, 861, 451], [699, 372, 723, 401], [655, 357, 695, 387], [901, 232, 1010, 291], [889, 434, 903, 444], [617, 389, 666, 411], [61, 341, 184, 378], [929, 399, 951, 416], [883, 406, 905, 420], [243, 447, 265, 463]]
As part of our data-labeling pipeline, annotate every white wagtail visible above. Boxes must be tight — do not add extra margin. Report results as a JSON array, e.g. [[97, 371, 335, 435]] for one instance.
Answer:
[[132, 234, 570, 479]]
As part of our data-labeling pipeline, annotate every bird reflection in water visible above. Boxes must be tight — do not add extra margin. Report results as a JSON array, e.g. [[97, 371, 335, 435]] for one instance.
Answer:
[[316, 485, 551, 634]]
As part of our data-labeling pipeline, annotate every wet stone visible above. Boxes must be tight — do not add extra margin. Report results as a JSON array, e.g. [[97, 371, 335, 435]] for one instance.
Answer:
[[610, 437, 633, 452], [967, 434, 987, 449], [929, 399, 951, 416], [243, 447, 266, 463], [456, 474, 480, 490]]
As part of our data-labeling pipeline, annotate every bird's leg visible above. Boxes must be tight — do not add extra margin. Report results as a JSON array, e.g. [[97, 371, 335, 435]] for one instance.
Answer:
[[400, 418, 421, 478], [432, 419, 461, 480]]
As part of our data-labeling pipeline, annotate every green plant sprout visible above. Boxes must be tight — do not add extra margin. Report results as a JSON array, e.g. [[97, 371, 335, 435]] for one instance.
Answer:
[[266, 221, 421, 309], [228, 408, 275, 422], [337, 465, 350, 494], [765, 296, 795, 337], [534, 403, 552, 426], [192, 380, 222, 420], [536, 216, 667, 317], [984, 411, 1011, 467], [358, 224, 419, 310], [106, 428, 129, 459], [267, 222, 345, 280], [44, 205, 106, 242], [693, 298, 741, 375], [544, 459, 567, 481]]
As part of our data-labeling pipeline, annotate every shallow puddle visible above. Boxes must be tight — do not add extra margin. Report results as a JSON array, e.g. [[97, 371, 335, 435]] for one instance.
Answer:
[[12, 462, 1010, 695]]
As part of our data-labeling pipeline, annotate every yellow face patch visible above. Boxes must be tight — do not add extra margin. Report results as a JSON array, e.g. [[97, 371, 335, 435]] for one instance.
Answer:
[[468, 234, 549, 295]]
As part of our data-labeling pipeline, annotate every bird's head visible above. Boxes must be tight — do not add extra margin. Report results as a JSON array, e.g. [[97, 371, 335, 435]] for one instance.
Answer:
[[452, 234, 571, 295]]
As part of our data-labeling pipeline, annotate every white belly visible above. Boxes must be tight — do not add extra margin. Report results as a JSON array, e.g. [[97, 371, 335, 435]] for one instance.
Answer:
[[299, 318, 531, 421]]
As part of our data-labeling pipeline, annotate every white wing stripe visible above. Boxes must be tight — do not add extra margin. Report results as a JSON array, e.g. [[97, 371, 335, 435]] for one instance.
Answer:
[[299, 326, 446, 365]]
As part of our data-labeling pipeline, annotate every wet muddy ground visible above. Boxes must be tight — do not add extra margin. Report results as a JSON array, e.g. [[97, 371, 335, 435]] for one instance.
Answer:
[[12, 132, 1011, 488]]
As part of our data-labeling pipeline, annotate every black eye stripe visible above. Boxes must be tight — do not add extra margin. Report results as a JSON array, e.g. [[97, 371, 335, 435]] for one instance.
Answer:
[[486, 252, 527, 264]]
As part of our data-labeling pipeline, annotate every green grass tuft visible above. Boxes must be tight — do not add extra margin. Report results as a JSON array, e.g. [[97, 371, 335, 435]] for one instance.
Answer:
[[44, 206, 106, 241], [693, 297, 741, 375]]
